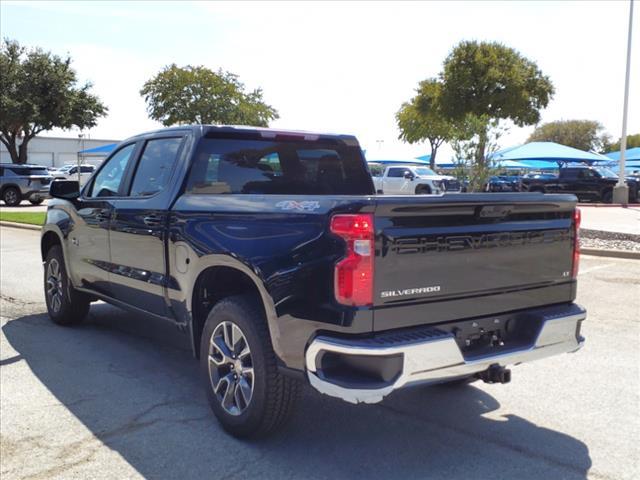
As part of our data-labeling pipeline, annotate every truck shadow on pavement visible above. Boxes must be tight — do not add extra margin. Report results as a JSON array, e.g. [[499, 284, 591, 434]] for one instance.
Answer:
[[2, 304, 592, 480]]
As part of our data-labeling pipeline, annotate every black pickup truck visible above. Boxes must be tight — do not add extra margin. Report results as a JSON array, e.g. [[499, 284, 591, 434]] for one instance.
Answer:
[[522, 166, 639, 203], [41, 125, 586, 438]]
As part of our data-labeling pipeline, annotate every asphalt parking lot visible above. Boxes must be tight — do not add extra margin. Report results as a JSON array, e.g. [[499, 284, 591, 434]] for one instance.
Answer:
[[1, 227, 638, 480]]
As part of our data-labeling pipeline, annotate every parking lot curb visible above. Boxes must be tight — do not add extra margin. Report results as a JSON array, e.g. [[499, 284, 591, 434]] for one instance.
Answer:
[[577, 203, 640, 208], [581, 248, 640, 260], [0, 221, 42, 232]]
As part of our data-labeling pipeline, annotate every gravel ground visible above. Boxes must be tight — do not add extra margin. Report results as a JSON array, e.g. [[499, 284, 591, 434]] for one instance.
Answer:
[[580, 229, 640, 252]]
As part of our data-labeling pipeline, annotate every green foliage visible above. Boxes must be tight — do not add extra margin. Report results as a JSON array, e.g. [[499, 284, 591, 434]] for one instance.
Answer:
[[450, 116, 506, 192], [0, 211, 46, 225], [439, 40, 554, 165], [0, 39, 107, 164], [608, 133, 640, 152], [527, 119, 610, 152], [140, 64, 279, 127], [396, 79, 458, 169], [441, 41, 554, 127]]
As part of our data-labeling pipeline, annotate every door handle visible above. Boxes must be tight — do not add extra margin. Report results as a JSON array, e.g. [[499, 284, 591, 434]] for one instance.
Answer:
[[95, 209, 110, 222], [143, 214, 163, 227]]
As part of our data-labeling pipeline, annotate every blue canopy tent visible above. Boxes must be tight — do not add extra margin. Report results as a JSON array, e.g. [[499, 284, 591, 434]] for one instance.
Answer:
[[491, 142, 610, 166], [604, 147, 640, 161], [78, 143, 118, 155]]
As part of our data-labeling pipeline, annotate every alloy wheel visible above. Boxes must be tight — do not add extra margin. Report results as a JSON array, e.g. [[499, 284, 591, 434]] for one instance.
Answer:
[[46, 258, 64, 313], [208, 320, 254, 416]]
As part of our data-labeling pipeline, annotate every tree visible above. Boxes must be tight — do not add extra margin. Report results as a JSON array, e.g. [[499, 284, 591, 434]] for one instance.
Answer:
[[527, 119, 610, 152], [440, 41, 554, 165], [140, 64, 279, 127], [608, 133, 640, 152], [0, 39, 107, 164], [396, 79, 458, 169]]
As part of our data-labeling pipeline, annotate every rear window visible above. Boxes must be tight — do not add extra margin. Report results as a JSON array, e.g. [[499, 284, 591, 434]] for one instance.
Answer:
[[186, 138, 373, 195], [7, 167, 49, 176]]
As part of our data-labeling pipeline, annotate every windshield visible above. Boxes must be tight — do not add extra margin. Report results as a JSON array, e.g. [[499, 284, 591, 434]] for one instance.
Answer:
[[594, 167, 618, 178], [414, 167, 436, 176]]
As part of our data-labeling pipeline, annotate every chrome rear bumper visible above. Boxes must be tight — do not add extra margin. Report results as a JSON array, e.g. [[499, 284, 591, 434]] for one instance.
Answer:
[[306, 306, 586, 404]]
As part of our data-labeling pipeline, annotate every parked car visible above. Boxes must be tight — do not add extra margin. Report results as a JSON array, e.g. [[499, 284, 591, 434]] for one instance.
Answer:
[[485, 176, 518, 192], [41, 125, 585, 438], [51, 164, 96, 185], [521, 166, 639, 203], [0, 163, 52, 206], [372, 165, 461, 194]]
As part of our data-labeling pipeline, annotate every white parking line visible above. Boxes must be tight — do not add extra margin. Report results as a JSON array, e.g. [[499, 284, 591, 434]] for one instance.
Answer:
[[579, 263, 615, 275]]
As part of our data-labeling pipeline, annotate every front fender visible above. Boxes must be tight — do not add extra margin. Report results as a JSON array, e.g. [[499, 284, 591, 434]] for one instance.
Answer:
[[41, 207, 77, 287]]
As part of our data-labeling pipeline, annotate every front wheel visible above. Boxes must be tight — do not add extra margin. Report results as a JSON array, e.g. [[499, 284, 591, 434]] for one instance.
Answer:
[[200, 295, 299, 438], [602, 190, 613, 203], [44, 245, 90, 325], [29, 197, 44, 205], [415, 185, 432, 195]]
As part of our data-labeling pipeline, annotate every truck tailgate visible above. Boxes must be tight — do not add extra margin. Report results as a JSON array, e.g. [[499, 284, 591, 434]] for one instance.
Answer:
[[373, 193, 577, 331]]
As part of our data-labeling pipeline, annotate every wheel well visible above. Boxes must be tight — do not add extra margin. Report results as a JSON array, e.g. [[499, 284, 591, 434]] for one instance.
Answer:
[[191, 266, 265, 358], [415, 184, 431, 194], [41, 231, 61, 261]]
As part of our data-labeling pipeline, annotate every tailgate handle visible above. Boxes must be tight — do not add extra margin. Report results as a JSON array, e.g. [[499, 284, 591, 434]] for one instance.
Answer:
[[478, 205, 513, 218]]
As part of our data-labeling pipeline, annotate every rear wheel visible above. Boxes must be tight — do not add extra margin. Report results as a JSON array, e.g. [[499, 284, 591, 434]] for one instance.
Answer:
[[2, 187, 21, 206], [44, 245, 90, 325], [200, 295, 299, 438]]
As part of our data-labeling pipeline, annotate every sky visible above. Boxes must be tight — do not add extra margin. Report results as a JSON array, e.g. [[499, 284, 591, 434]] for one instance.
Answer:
[[1, 0, 638, 160]]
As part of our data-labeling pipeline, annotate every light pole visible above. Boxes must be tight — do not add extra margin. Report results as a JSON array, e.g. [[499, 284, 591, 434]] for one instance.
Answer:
[[78, 132, 85, 184], [613, 0, 634, 205]]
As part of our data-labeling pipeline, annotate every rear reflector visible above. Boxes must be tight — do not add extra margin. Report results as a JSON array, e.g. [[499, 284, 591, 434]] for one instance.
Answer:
[[330, 214, 374, 306], [572, 208, 581, 278]]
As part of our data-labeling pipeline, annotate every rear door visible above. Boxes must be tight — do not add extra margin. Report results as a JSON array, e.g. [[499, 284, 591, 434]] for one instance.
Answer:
[[108, 135, 186, 317], [372, 194, 577, 331]]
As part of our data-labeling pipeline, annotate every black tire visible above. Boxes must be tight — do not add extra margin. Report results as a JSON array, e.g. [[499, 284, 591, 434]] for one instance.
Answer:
[[200, 294, 299, 438], [29, 198, 44, 205], [44, 245, 91, 325], [2, 187, 21, 206], [602, 190, 613, 203], [415, 185, 432, 195]]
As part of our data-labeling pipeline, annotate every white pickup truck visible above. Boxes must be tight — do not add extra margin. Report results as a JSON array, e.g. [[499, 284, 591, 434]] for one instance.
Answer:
[[371, 164, 461, 195]]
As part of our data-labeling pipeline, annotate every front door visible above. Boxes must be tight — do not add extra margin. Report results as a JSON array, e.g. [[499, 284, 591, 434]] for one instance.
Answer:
[[68, 143, 138, 296], [108, 136, 185, 317], [384, 167, 412, 194]]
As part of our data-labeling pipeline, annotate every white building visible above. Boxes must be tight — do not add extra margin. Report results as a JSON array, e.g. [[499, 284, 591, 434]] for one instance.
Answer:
[[0, 135, 120, 168]]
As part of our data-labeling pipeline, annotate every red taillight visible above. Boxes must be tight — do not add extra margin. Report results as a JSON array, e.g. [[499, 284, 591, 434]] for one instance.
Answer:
[[572, 208, 581, 278], [330, 214, 374, 306]]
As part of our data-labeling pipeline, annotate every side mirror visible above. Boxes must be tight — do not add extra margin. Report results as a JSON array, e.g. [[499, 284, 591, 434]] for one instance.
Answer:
[[50, 180, 80, 200], [404, 172, 414, 180]]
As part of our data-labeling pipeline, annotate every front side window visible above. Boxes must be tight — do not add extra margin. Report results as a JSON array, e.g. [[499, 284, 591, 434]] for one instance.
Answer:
[[89, 144, 136, 197], [129, 137, 183, 196], [186, 138, 372, 195]]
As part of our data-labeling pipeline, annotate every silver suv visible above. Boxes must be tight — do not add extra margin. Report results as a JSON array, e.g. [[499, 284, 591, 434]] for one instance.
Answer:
[[0, 164, 53, 206]]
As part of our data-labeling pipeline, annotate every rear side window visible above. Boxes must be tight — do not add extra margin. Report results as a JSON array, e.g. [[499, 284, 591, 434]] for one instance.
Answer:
[[186, 138, 372, 195], [129, 137, 183, 197]]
